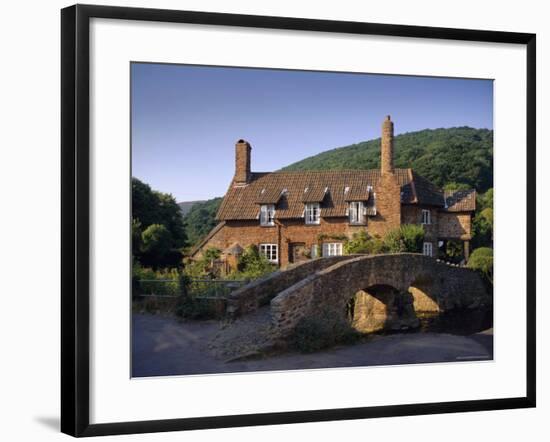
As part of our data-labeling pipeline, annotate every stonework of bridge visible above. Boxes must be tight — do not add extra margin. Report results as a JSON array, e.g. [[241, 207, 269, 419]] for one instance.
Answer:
[[227, 253, 491, 338]]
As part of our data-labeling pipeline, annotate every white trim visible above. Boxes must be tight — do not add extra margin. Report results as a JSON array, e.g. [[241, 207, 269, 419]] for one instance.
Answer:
[[304, 202, 321, 224], [260, 204, 275, 226], [348, 201, 365, 224], [421, 209, 431, 225], [322, 242, 343, 257], [259, 243, 278, 263], [423, 242, 433, 257]]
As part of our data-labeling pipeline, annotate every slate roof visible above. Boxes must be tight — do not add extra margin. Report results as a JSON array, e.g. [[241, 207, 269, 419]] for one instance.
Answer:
[[216, 168, 470, 221], [444, 189, 477, 212]]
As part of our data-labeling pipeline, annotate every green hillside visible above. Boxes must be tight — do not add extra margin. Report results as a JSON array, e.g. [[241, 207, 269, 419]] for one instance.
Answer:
[[182, 197, 223, 247], [282, 127, 493, 193]]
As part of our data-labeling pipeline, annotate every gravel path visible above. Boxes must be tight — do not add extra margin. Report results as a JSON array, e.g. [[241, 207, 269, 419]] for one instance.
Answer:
[[132, 313, 493, 377]]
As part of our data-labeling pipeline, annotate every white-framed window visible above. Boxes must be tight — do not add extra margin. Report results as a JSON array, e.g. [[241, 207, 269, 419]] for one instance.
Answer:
[[305, 203, 320, 225], [421, 209, 431, 225], [260, 204, 275, 226], [349, 201, 366, 224], [322, 242, 343, 257], [423, 242, 433, 257], [259, 243, 278, 263]]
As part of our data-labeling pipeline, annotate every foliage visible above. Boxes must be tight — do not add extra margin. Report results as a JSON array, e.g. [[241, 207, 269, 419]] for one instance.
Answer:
[[445, 240, 464, 263], [132, 264, 183, 297], [444, 182, 471, 192], [344, 231, 386, 254], [141, 224, 172, 258], [183, 247, 222, 279], [181, 197, 223, 247], [231, 245, 276, 280], [317, 233, 348, 242], [383, 224, 425, 253], [282, 127, 493, 193], [132, 177, 186, 268], [290, 308, 360, 353], [477, 188, 493, 211], [467, 247, 493, 283]]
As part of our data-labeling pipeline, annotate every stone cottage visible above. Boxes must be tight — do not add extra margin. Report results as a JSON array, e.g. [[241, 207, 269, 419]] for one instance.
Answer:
[[190, 116, 476, 269]]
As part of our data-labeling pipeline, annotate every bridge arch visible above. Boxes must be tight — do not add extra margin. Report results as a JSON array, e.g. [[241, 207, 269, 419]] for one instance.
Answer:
[[270, 253, 490, 337]]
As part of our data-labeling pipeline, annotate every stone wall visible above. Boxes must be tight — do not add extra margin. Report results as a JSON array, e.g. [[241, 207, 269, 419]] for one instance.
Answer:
[[368, 173, 402, 237], [438, 212, 472, 240], [226, 255, 354, 316], [270, 253, 490, 337]]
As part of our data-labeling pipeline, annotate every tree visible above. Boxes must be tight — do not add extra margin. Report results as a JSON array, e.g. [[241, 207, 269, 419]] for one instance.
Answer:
[[132, 177, 187, 267], [467, 247, 493, 283], [140, 224, 173, 266], [444, 182, 471, 192]]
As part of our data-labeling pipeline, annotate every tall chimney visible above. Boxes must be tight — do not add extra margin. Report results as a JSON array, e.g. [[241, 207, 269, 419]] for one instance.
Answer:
[[234, 139, 251, 186], [381, 115, 394, 175]]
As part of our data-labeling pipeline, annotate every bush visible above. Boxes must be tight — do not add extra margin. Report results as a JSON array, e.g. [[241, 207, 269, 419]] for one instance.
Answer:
[[231, 245, 276, 280], [132, 264, 184, 297], [290, 308, 360, 353], [344, 231, 386, 254], [183, 247, 222, 279], [384, 224, 425, 253], [467, 247, 493, 283]]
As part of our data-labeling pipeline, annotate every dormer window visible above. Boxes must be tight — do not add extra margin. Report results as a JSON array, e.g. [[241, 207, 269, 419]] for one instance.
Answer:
[[421, 209, 431, 225], [260, 204, 275, 226], [305, 203, 320, 225], [349, 201, 366, 225]]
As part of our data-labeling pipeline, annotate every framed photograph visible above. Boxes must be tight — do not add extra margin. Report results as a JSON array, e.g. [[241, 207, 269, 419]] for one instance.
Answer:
[[61, 4, 536, 437]]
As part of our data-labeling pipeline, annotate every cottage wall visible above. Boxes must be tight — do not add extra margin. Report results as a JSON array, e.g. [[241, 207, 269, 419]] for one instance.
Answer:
[[196, 218, 368, 267], [195, 206, 472, 266], [367, 173, 402, 237], [438, 212, 472, 240], [401, 205, 439, 243]]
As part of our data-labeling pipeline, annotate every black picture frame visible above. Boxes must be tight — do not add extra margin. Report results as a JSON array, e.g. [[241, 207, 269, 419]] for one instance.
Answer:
[[61, 4, 536, 437]]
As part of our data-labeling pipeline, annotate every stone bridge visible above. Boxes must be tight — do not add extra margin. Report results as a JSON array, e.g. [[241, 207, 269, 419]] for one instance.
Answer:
[[227, 253, 491, 338]]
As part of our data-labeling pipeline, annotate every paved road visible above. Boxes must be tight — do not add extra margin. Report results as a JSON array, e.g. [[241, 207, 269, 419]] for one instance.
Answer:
[[132, 314, 493, 377]]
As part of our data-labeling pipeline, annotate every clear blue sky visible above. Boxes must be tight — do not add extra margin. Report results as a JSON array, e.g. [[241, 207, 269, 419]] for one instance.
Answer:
[[131, 63, 493, 202]]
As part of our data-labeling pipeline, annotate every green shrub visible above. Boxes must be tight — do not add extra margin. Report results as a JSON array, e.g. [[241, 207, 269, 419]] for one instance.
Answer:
[[183, 247, 222, 279], [230, 245, 276, 280], [467, 247, 493, 283], [290, 308, 360, 353], [132, 264, 185, 297], [384, 224, 425, 253], [344, 231, 386, 254]]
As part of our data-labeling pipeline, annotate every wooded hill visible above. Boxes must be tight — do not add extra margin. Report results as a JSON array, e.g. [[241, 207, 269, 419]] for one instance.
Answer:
[[282, 127, 493, 193]]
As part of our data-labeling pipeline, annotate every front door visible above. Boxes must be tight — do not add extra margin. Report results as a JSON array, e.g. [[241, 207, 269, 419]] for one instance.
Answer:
[[289, 242, 308, 264]]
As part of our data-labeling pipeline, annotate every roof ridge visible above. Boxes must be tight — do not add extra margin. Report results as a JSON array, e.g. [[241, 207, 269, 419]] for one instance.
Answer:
[[259, 168, 410, 175]]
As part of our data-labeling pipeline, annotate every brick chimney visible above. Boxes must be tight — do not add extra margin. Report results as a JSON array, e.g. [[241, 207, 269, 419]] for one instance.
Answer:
[[234, 139, 251, 186], [381, 115, 394, 175]]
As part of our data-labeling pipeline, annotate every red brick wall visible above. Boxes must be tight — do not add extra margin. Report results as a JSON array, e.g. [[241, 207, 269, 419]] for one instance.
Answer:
[[195, 198, 472, 266], [196, 217, 369, 267]]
